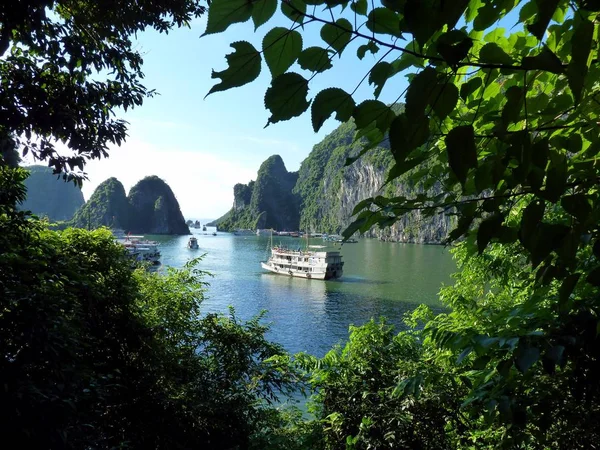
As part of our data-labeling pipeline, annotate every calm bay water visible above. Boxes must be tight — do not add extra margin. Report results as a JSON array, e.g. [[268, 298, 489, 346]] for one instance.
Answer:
[[147, 228, 457, 357]]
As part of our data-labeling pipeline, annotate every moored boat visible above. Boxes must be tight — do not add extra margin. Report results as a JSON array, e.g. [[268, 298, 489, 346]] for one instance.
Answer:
[[261, 245, 344, 280], [187, 236, 199, 249], [116, 234, 161, 265], [233, 229, 255, 236]]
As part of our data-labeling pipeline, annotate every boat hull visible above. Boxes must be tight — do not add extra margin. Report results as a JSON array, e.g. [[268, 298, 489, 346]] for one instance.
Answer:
[[261, 262, 342, 280]]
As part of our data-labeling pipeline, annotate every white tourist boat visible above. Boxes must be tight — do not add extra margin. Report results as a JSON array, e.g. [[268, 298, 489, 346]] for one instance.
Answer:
[[261, 244, 344, 280], [115, 233, 161, 265], [187, 236, 199, 249]]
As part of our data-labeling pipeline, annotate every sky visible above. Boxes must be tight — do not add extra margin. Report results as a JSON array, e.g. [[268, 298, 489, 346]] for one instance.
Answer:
[[27, 6, 409, 221]]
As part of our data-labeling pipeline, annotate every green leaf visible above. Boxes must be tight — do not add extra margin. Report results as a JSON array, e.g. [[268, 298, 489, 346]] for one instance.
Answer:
[[207, 41, 261, 96], [567, 18, 593, 104], [366, 7, 402, 38], [460, 77, 482, 100], [357, 41, 379, 59], [203, 0, 253, 36], [389, 113, 429, 163], [381, 0, 404, 12], [473, 2, 503, 31], [369, 62, 393, 98], [405, 67, 438, 117], [321, 19, 353, 54], [353, 100, 395, 133], [515, 346, 540, 373], [561, 194, 592, 221], [479, 42, 514, 65], [252, 0, 277, 30], [477, 214, 503, 254], [282, 0, 307, 23], [298, 47, 333, 72], [311, 88, 355, 132], [522, 47, 564, 74], [351, 0, 368, 15], [527, 0, 560, 40], [262, 28, 302, 77], [431, 83, 459, 120], [264, 73, 310, 125], [518, 1, 538, 23], [445, 125, 478, 186]]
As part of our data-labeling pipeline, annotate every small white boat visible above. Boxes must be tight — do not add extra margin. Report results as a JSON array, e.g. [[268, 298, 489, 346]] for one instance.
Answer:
[[261, 244, 343, 280], [187, 236, 199, 249]]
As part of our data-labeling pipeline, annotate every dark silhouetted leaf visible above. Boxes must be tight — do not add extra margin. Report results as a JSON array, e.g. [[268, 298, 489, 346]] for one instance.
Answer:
[[203, 0, 253, 36], [207, 41, 261, 96], [353, 100, 395, 132], [542, 151, 567, 203], [561, 194, 592, 221], [357, 41, 379, 59], [460, 76, 482, 100], [321, 19, 353, 54], [252, 0, 277, 30], [519, 199, 545, 249], [527, 0, 560, 40], [389, 113, 429, 163], [282, 0, 307, 23], [501, 85, 523, 126], [567, 18, 593, 104], [446, 125, 477, 186], [263, 28, 302, 77], [405, 67, 438, 117], [298, 47, 333, 72], [351, 0, 368, 15], [479, 43, 514, 65], [477, 214, 503, 254], [366, 7, 402, 38], [369, 62, 393, 98], [432, 82, 459, 120], [522, 47, 564, 74], [311, 88, 355, 132], [559, 273, 580, 307], [515, 345, 540, 373], [264, 72, 310, 125], [587, 267, 600, 286], [404, 1, 435, 45]]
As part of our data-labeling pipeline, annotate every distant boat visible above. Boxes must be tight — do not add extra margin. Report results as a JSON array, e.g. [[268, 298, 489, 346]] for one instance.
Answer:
[[202, 225, 207, 231], [193, 220, 201, 229], [187, 236, 199, 249], [212, 232, 217, 236], [115, 233, 161, 265]]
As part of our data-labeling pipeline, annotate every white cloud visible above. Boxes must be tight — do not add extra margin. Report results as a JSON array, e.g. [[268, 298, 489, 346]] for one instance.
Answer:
[[81, 138, 256, 219]]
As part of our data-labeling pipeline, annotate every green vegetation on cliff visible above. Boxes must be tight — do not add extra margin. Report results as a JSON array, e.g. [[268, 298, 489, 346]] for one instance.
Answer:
[[213, 156, 299, 231], [72, 177, 128, 229], [127, 176, 189, 235], [72, 176, 189, 235], [20, 165, 85, 221]]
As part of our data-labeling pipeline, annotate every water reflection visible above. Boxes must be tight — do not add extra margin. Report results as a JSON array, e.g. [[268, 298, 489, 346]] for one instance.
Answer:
[[149, 229, 456, 357]]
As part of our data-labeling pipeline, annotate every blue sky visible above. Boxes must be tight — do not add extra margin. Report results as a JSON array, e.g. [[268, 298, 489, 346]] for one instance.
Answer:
[[77, 6, 408, 220]]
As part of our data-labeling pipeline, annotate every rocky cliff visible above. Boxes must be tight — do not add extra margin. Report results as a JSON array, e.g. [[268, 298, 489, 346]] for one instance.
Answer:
[[215, 118, 452, 243], [212, 155, 300, 231], [20, 165, 85, 221], [127, 176, 189, 235], [72, 177, 129, 229], [72, 176, 189, 234]]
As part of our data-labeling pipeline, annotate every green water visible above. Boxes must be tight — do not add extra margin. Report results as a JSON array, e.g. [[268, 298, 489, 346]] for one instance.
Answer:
[[150, 229, 457, 357]]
